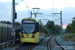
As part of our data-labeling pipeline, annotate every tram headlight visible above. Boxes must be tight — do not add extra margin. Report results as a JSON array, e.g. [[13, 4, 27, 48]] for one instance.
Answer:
[[32, 34, 35, 38], [21, 34, 24, 38]]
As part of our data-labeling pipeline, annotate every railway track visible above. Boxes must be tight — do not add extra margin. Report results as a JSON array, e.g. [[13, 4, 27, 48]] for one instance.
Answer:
[[48, 35, 65, 50], [29, 39, 43, 50], [14, 35, 51, 50], [47, 36, 53, 50], [14, 43, 36, 50], [54, 36, 64, 50], [29, 35, 51, 50]]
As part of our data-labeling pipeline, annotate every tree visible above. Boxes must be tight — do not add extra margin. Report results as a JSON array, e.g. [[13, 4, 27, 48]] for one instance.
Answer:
[[66, 24, 72, 33], [55, 25, 61, 34], [72, 17, 75, 33], [0, 21, 12, 24], [44, 25, 49, 35], [15, 22, 20, 25], [6, 21, 12, 24], [66, 17, 75, 33], [0, 21, 7, 23], [72, 17, 75, 21], [47, 20, 55, 34]]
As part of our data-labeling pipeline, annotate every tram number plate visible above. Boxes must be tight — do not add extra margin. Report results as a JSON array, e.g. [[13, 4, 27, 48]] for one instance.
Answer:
[[25, 38, 30, 40]]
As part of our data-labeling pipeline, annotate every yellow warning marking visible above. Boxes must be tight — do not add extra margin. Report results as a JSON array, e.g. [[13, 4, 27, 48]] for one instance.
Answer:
[[38, 33, 39, 34], [19, 32, 21, 34]]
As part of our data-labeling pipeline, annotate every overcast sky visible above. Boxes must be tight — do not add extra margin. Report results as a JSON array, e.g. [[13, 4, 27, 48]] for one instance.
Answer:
[[0, 0, 75, 28]]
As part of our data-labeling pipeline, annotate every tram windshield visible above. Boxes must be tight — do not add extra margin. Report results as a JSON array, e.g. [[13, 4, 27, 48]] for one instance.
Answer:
[[22, 20, 35, 34]]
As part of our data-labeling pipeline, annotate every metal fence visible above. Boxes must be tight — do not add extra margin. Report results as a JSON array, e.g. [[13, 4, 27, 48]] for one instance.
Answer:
[[0, 23, 20, 44]]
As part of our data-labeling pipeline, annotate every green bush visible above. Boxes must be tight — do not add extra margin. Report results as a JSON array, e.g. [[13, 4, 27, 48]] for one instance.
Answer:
[[62, 33, 75, 41], [10, 44, 17, 47], [71, 37, 75, 41]]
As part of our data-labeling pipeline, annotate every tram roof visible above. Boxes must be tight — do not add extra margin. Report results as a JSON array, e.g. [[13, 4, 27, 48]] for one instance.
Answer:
[[22, 18, 39, 23]]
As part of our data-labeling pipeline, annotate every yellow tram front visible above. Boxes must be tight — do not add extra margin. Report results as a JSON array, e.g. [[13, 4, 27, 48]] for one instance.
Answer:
[[20, 18, 39, 43]]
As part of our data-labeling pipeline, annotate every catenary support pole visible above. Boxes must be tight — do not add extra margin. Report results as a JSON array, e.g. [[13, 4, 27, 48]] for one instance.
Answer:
[[12, 0, 15, 45], [52, 11, 62, 37]]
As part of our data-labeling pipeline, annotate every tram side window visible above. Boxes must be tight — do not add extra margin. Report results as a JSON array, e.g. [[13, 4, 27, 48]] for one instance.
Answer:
[[36, 23, 39, 32]]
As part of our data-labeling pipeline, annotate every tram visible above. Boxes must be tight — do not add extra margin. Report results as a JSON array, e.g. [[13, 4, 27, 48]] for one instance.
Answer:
[[19, 18, 39, 43]]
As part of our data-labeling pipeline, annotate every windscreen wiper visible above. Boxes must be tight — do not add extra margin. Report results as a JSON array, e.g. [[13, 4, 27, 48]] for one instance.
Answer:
[[21, 28, 28, 36]]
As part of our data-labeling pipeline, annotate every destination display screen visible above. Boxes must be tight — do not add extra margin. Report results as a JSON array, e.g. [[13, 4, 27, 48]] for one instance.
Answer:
[[22, 20, 35, 23]]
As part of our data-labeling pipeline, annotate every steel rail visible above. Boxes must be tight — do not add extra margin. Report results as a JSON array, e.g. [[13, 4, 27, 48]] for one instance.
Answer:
[[54, 36, 65, 50], [29, 35, 51, 50]]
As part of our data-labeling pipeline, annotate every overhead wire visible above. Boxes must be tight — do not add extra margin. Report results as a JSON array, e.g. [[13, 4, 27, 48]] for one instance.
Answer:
[[32, 0, 38, 8], [35, 0, 38, 7], [52, 0, 59, 24], [52, 0, 60, 25], [51, 0, 55, 21], [48, 0, 55, 21], [52, 0, 55, 16]]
